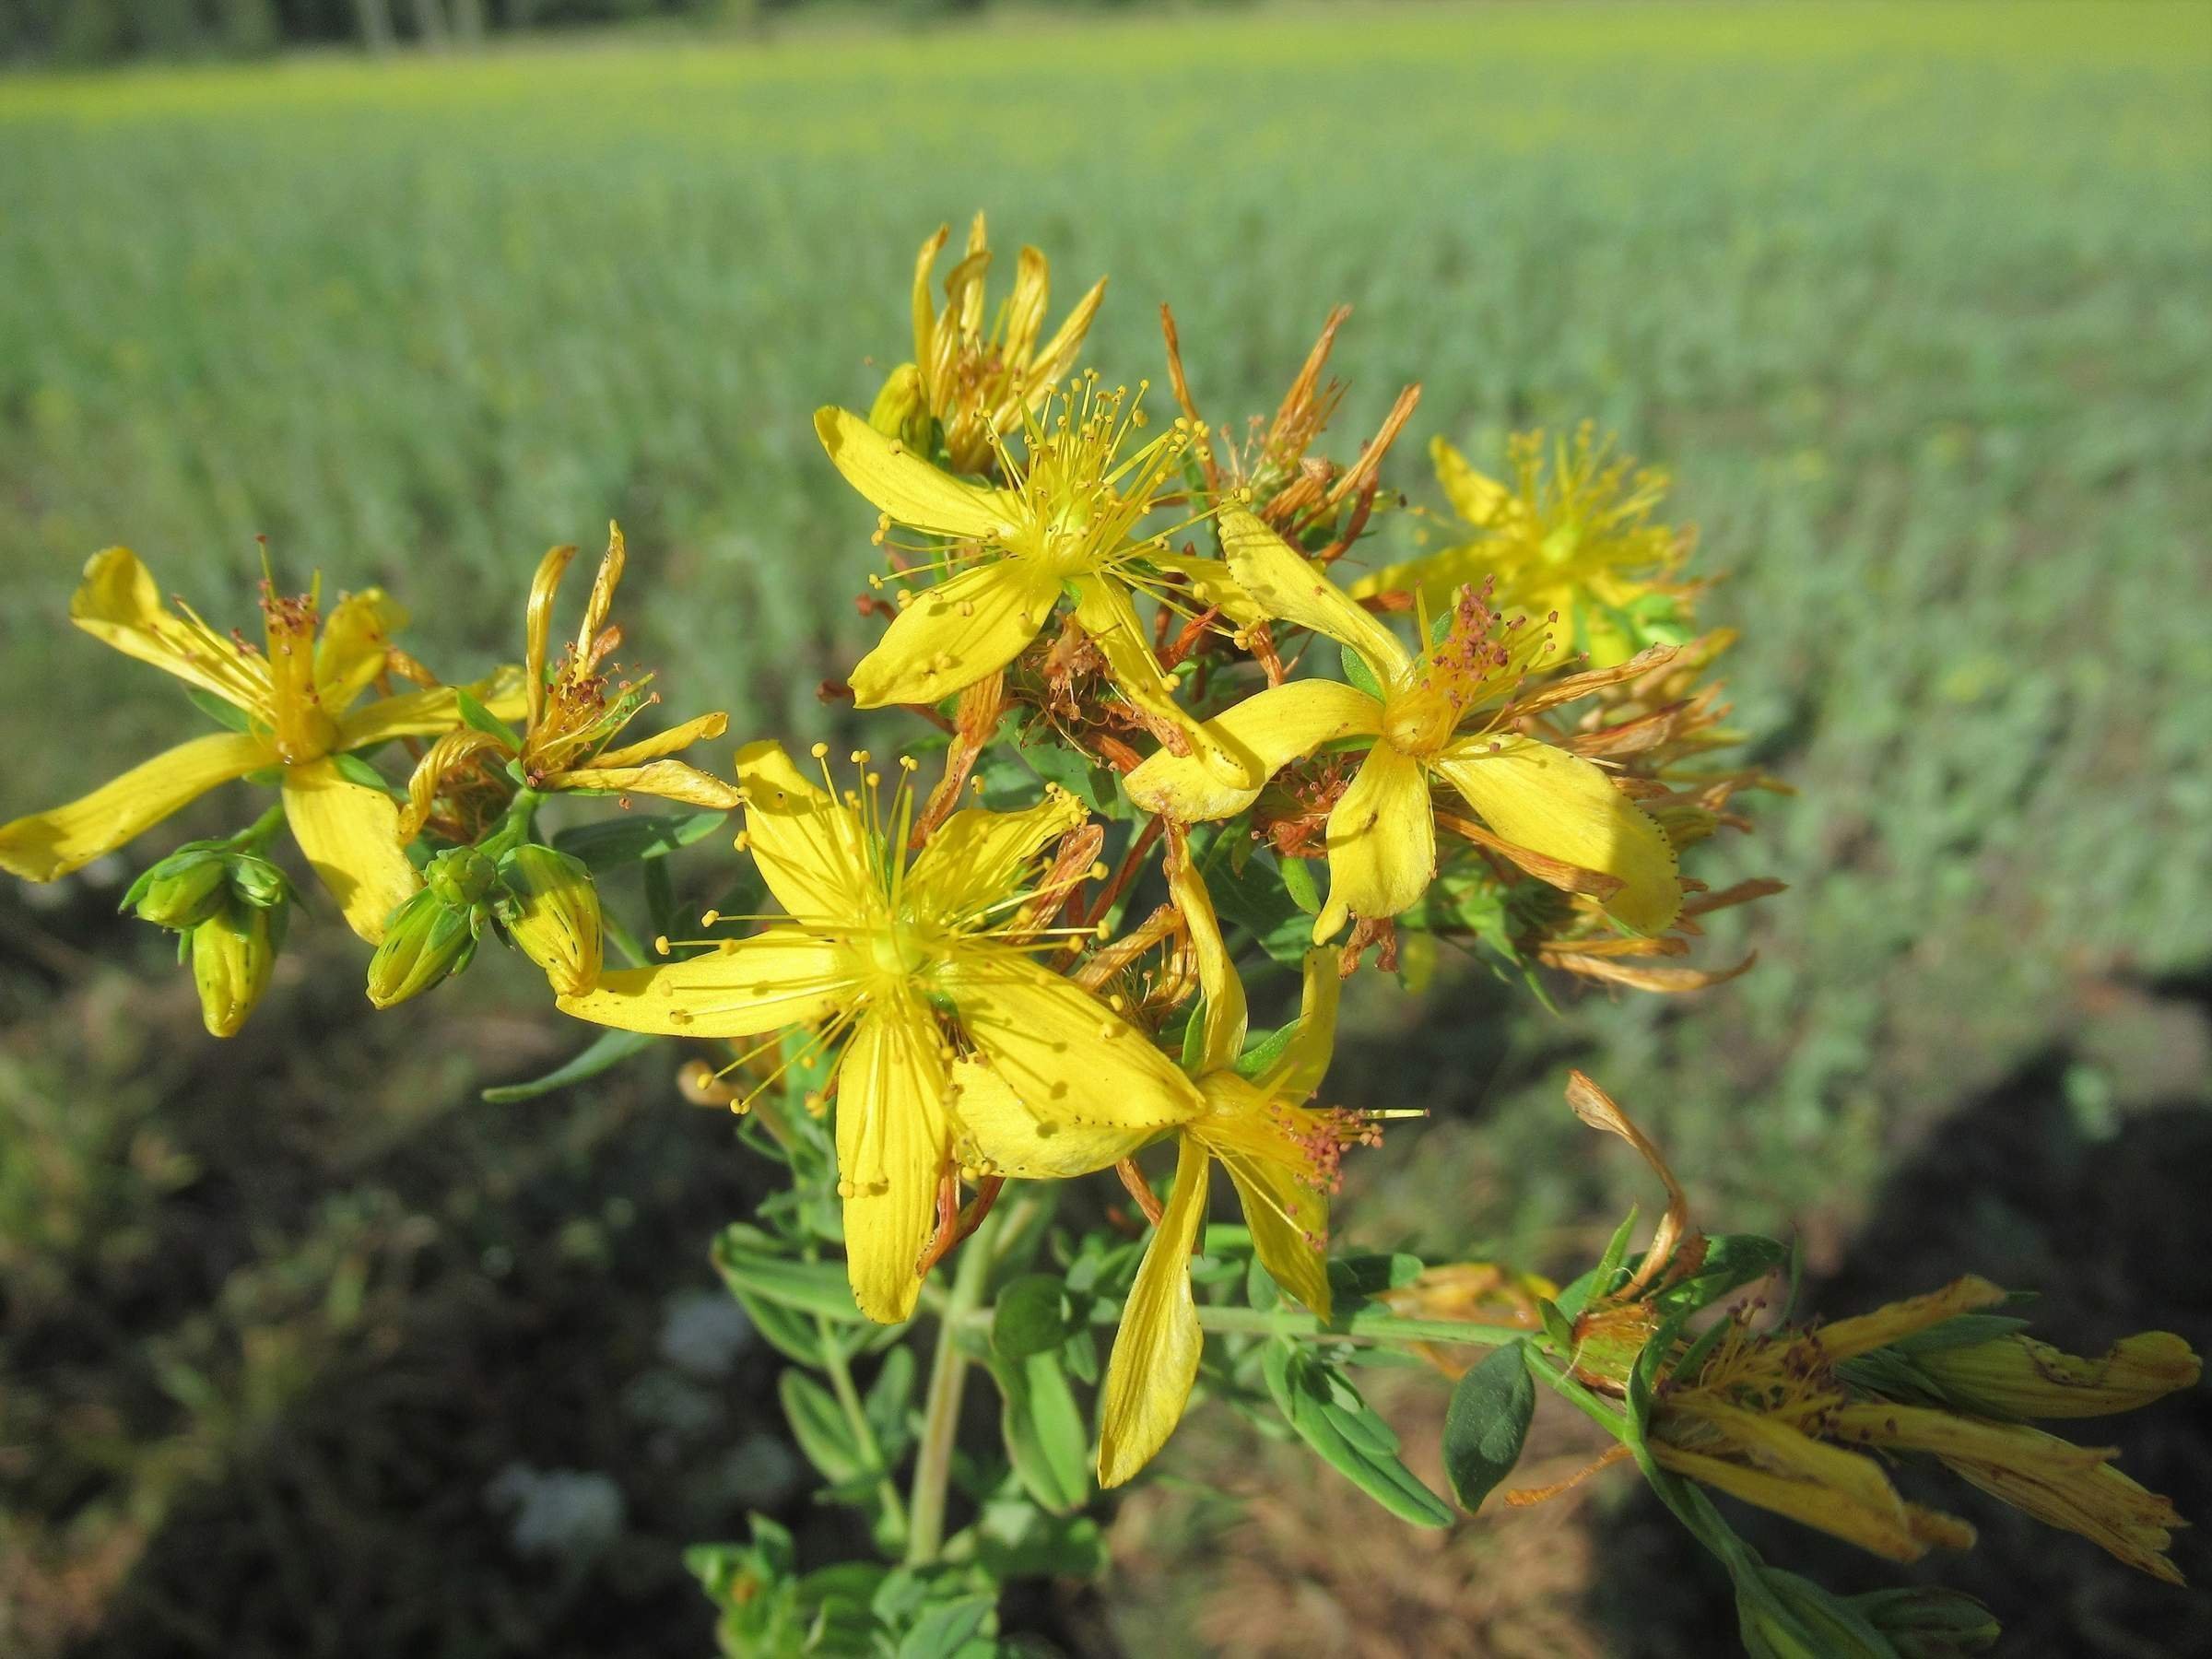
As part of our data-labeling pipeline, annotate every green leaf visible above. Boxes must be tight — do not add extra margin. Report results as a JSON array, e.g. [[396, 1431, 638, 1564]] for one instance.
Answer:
[[1006, 717, 1124, 818], [1656, 1232, 1792, 1317], [1206, 847, 1314, 966], [1231, 1022, 1296, 1080], [992, 1275, 1070, 1361], [895, 1594, 996, 1659], [480, 1028, 654, 1103], [779, 1370, 865, 1487], [1537, 1297, 1576, 1354], [865, 1346, 917, 1457], [1262, 1341, 1452, 1527], [1278, 853, 1321, 916], [994, 1348, 1088, 1514], [972, 1496, 1107, 1581], [1339, 644, 1383, 699], [1441, 1341, 1535, 1511], [712, 1229, 871, 1323], [554, 809, 730, 873], [330, 751, 394, 792], [186, 687, 251, 733], [1593, 1206, 1640, 1293], [454, 685, 520, 744]]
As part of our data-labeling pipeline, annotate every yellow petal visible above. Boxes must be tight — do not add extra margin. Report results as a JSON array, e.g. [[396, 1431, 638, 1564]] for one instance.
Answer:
[[849, 559, 1060, 709], [912, 222, 949, 368], [1165, 835, 1245, 1075], [279, 757, 418, 942], [314, 588, 407, 712], [335, 670, 528, 749], [70, 546, 269, 713], [814, 406, 1009, 539], [735, 740, 874, 929], [1146, 551, 1270, 630], [1343, 540, 1495, 608], [1124, 679, 1380, 823], [1004, 244, 1049, 359], [1433, 734, 1680, 935], [1070, 576, 1259, 795], [1195, 1068, 1335, 1319], [552, 759, 743, 810], [1220, 509, 1409, 684], [905, 791, 1086, 927], [836, 999, 952, 1324], [941, 949, 1202, 1132], [1252, 947, 1342, 1103], [587, 712, 729, 771], [1430, 434, 1513, 529], [1027, 275, 1107, 396], [1317, 743, 1434, 940], [947, 1057, 1149, 1179], [1098, 1136, 1210, 1488], [0, 731, 267, 881], [555, 928, 856, 1037]]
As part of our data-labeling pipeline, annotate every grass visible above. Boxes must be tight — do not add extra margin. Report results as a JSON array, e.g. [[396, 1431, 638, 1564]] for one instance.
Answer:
[[2, 2, 2209, 1651]]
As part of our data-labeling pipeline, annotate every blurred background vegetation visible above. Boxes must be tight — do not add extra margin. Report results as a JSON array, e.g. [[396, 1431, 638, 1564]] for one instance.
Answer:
[[2, 1, 2208, 1653]]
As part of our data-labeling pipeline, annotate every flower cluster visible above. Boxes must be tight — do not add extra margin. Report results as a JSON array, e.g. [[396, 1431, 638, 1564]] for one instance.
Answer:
[[5, 218, 2188, 1654]]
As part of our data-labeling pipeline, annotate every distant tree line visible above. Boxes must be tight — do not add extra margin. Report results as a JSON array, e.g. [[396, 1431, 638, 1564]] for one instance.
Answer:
[[0, 0, 1103, 66]]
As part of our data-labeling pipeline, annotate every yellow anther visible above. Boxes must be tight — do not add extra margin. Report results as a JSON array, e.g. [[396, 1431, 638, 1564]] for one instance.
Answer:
[[811, 741, 830, 759], [700, 910, 720, 927], [653, 935, 672, 956]]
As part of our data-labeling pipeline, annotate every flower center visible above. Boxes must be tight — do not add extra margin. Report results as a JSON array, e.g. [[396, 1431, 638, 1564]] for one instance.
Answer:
[[1381, 685, 1458, 759]]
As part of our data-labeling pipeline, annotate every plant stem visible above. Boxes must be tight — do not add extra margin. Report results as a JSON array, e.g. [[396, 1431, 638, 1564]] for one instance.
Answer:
[[1183, 1303, 1538, 1347], [818, 1315, 907, 1540], [229, 802, 288, 851], [1523, 1347, 1630, 1438], [903, 1199, 1012, 1567]]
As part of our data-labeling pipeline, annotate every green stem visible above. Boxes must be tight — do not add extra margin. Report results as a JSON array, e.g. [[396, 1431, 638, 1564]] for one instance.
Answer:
[[1184, 1303, 1540, 1347], [818, 1315, 908, 1541], [228, 803, 288, 851], [1523, 1347, 1630, 1438], [903, 1203, 1006, 1567]]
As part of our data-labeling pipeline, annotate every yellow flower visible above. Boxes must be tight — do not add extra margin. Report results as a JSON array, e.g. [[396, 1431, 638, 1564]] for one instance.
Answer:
[[0, 548, 521, 942], [954, 834, 1364, 1486], [1349, 428, 1688, 668], [907, 213, 1107, 477], [1126, 510, 1681, 940], [554, 741, 1202, 1323], [814, 384, 1255, 790], [399, 525, 741, 839]]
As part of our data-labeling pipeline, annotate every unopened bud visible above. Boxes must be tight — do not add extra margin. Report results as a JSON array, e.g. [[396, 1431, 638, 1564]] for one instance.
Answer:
[[867, 361, 932, 451], [226, 851, 291, 910], [1850, 1587, 2000, 1657], [188, 897, 282, 1037], [366, 878, 481, 1009], [425, 844, 500, 911], [124, 843, 229, 930], [499, 842, 602, 997]]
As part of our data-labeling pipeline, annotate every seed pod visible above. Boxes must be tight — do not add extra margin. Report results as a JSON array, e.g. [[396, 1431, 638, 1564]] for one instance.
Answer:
[[499, 842, 603, 996]]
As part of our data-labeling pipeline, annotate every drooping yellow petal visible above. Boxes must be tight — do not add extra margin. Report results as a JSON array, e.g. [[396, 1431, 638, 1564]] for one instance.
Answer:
[[905, 791, 1086, 926], [586, 712, 730, 771], [1198, 1069, 1335, 1319], [849, 559, 1061, 709], [555, 928, 856, 1037], [814, 406, 1010, 540], [279, 757, 418, 942], [335, 669, 529, 750], [1165, 833, 1245, 1075], [1098, 1136, 1210, 1488], [734, 740, 874, 929], [1146, 551, 1269, 630], [940, 950, 1202, 1133], [524, 543, 579, 732], [947, 1057, 1149, 1179], [1124, 678, 1381, 823], [1220, 509, 1410, 685], [1253, 947, 1342, 1103], [836, 998, 952, 1323], [552, 759, 743, 809], [1432, 734, 1680, 935], [314, 589, 407, 712], [0, 731, 268, 881], [1317, 743, 1435, 940], [1070, 576, 1259, 794], [70, 547, 270, 713]]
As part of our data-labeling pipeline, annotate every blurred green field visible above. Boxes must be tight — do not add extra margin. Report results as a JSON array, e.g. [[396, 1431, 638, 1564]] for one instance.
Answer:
[[4, 2, 2210, 1653]]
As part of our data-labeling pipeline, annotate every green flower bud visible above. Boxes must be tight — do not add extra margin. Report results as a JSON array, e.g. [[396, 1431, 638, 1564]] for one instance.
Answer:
[[425, 844, 500, 911], [1851, 1588, 2000, 1657], [226, 851, 292, 911], [366, 883, 481, 1009], [188, 897, 282, 1037], [867, 361, 932, 451], [124, 843, 230, 931], [499, 843, 602, 997]]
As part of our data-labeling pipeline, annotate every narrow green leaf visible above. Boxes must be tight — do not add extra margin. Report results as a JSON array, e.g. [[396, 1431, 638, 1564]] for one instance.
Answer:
[[480, 1028, 654, 1103], [555, 809, 730, 873], [712, 1230, 870, 1323], [453, 686, 520, 744], [186, 688, 251, 733], [330, 751, 393, 792], [1278, 853, 1321, 916], [779, 1370, 865, 1486], [1263, 1342, 1453, 1528], [1339, 644, 1383, 699], [1441, 1340, 1535, 1511], [994, 1349, 1088, 1515], [865, 1346, 917, 1456], [895, 1594, 995, 1659], [992, 1275, 1070, 1361]]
